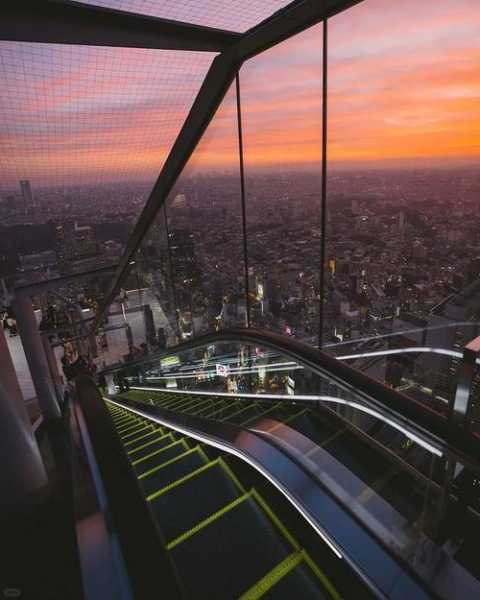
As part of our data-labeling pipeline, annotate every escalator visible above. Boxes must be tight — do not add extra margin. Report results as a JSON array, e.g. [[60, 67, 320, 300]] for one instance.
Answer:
[[106, 399, 343, 599], [93, 328, 480, 599], [118, 387, 437, 530]]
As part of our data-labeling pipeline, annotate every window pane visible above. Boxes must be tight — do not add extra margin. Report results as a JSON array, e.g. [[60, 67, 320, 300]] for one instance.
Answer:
[[324, 0, 480, 427], [132, 83, 244, 351], [241, 23, 323, 344], [0, 42, 213, 284]]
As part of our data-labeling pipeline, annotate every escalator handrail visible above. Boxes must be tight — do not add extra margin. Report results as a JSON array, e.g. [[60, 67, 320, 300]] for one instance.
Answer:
[[98, 327, 480, 470]]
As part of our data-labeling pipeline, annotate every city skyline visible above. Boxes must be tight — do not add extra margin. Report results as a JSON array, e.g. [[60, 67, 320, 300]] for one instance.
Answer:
[[0, 0, 479, 191]]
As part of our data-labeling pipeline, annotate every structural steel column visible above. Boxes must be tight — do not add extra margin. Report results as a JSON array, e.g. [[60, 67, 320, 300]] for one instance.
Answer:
[[318, 18, 328, 349], [235, 71, 251, 328], [41, 333, 64, 404], [13, 295, 61, 420], [0, 324, 47, 509]]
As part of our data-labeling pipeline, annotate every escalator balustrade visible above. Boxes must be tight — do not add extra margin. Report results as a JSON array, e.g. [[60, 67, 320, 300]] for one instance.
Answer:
[[106, 400, 342, 600]]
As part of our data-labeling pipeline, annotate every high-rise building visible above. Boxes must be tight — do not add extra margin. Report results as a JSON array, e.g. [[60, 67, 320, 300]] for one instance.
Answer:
[[19, 180, 33, 215], [55, 221, 99, 272]]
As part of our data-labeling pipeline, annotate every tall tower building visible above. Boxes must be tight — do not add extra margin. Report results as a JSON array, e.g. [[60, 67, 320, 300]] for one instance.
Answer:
[[19, 180, 33, 215]]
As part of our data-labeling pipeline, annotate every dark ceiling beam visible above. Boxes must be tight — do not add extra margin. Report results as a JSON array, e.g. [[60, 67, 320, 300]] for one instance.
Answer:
[[0, 0, 240, 52], [90, 0, 364, 332]]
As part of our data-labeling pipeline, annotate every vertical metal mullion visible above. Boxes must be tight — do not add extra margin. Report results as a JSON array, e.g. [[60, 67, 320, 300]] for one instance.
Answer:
[[318, 18, 328, 349], [235, 71, 251, 328], [163, 202, 181, 338]]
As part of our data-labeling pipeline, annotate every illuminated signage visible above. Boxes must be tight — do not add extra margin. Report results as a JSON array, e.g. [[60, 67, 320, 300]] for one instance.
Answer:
[[161, 355, 180, 369], [216, 364, 230, 377]]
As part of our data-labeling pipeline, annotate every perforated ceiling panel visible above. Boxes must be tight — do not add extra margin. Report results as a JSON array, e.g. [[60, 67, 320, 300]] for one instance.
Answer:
[[80, 0, 295, 33], [0, 43, 214, 198]]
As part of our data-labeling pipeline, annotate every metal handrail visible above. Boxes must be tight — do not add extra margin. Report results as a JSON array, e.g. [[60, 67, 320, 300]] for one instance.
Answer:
[[98, 327, 480, 472]]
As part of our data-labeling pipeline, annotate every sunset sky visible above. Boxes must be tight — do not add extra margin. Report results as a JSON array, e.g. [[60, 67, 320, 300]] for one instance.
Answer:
[[0, 0, 479, 191]]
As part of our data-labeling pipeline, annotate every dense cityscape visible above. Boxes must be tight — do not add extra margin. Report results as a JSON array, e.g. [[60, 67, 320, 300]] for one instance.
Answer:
[[2, 165, 480, 422]]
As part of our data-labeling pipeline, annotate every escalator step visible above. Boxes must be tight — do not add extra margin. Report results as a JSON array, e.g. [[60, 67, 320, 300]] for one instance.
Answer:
[[140, 448, 208, 497], [204, 401, 242, 420], [123, 428, 166, 450], [111, 415, 136, 427], [240, 404, 284, 426], [119, 423, 153, 440], [115, 418, 141, 433], [189, 398, 226, 417], [225, 404, 263, 425], [167, 396, 200, 412], [170, 495, 292, 599], [181, 397, 217, 415], [260, 560, 330, 600], [150, 461, 243, 543], [133, 439, 190, 476], [126, 433, 175, 460]]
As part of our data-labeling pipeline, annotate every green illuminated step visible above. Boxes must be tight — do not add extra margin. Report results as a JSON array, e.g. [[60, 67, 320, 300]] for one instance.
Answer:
[[193, 398, 230, 417], [159, 394, 193, 410], [139, 445, 208, 496], [126, 432, 175, 461], [119, 422, 153, 440], [248, 553, 332, 600], [149, 459, 244, 544], [203, 400, 244, 420], [123, 427, 166, 450], [116, 418, 144, 435], [222, 402, 262, 424], [170, 494, 293, 599], [106, 400, 339, 599], [112, 414, 137, 427]]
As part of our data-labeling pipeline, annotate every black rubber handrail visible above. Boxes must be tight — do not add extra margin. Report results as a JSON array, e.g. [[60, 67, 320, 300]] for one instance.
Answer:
[[75, 375, 185, 600], [99, 327, 480, 471]]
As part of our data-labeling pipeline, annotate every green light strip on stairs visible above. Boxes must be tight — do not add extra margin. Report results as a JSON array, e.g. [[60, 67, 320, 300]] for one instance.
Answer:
[[219, 402, 257, 422], [123, 426, 165, 448], [166, 491, 251, 550], [238, 551, 303, 600], [146, 459, 220, 502], [116, 419, 142, 434], [182, 397, 218, 415], [218, 457, 247, 494], [112, 414, 136, 426], [120, 424, 153, 440], [301, 550, 341, 600], [164, 395, 199, 412], [138, 446, 202, 481], [187, 397, 220, 416], [132, 437, 189, 467], [250, 489, 299, 551], [240, 404, 281, 426], [127, 432, 174, 455]]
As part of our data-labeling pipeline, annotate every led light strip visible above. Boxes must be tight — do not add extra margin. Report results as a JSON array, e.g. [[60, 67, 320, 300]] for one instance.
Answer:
[[105, 397, 343, 559], [130, 386, 443, 457], [336, 346, 465, 362]]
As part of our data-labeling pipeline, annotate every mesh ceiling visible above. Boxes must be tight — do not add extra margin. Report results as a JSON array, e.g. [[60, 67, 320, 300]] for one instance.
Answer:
[[79, 0, 295, 33], [0, 42, 214, 197]]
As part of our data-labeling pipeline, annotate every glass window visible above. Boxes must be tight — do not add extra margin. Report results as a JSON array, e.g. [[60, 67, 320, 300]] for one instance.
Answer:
[[324, 0, 480, 420], [240, 23, 324, 344]]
